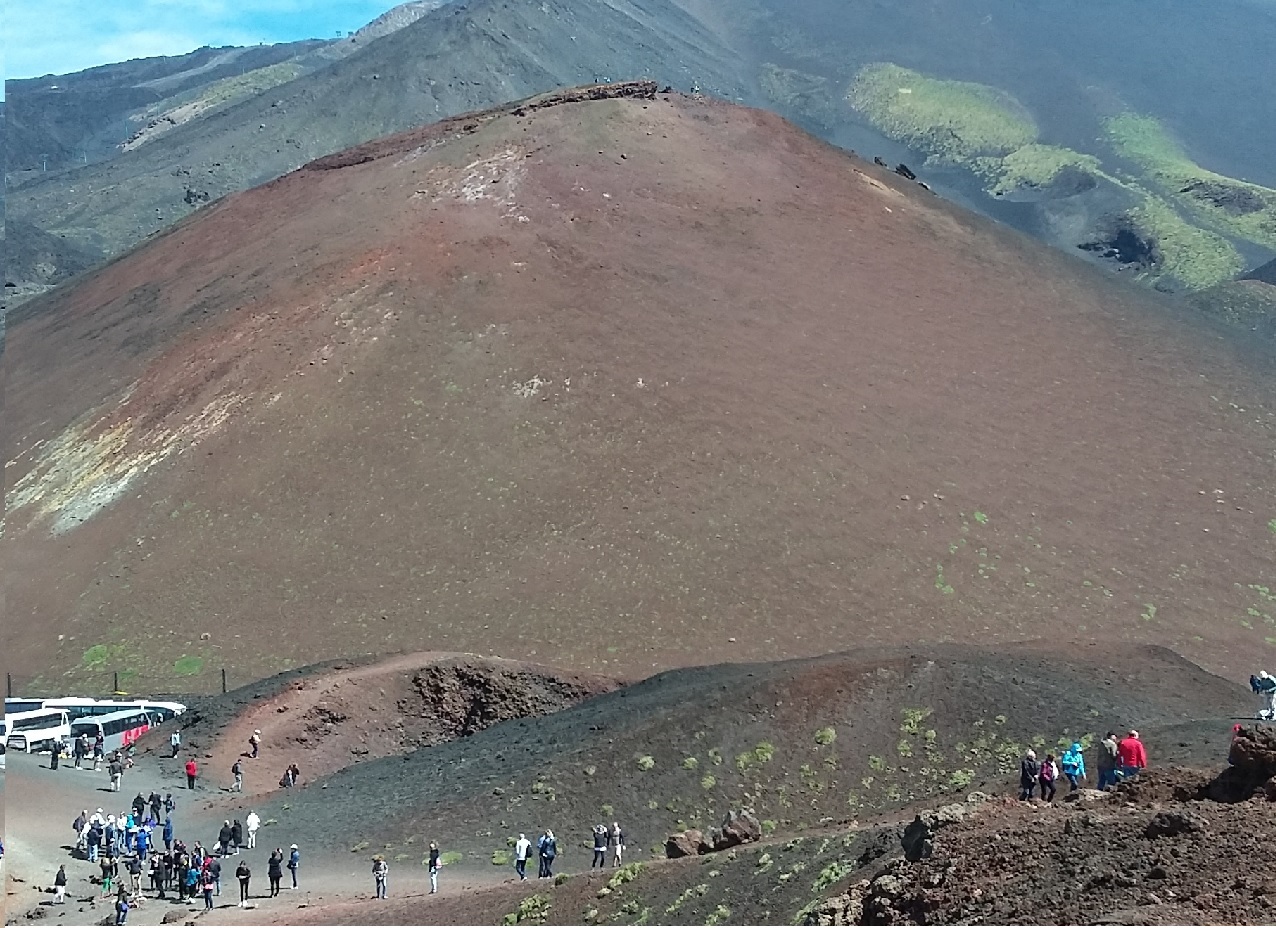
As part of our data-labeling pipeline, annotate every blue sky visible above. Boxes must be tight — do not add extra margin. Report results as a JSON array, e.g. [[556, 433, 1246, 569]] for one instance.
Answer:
[[4, 1, 404, 81]]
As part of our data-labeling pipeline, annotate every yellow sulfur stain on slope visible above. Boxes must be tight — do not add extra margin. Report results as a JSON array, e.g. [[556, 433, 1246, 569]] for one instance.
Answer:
[[6, 390, 245, 535]]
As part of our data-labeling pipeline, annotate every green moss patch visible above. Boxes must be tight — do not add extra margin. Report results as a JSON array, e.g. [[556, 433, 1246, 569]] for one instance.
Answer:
[[848, 63, 1037, 164], [1107, 113, 1276, 250], [172, 655, 204, 676]]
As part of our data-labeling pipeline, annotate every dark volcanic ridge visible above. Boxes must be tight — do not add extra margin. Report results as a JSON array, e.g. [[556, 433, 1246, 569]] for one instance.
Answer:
[[219, 644, 1250, 866], [103, 645, 1273, 927], [5, 85, 1276, 698]]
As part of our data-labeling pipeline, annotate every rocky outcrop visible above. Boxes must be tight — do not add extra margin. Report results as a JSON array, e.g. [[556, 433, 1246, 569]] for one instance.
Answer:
[[665, 809, 761, 858], [665, 829, 703, 858]]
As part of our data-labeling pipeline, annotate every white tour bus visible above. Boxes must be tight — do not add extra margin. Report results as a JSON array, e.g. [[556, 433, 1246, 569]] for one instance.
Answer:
[[71, 708, 156, 754], [45, 698, 186, 723], [13, 697, 187, 723], [5, 708, 72, 753]]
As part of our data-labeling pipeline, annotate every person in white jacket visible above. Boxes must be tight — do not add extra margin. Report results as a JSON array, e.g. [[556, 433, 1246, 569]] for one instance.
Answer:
[[245, 811, 261, 849], [1254, 670, 1276, 720]]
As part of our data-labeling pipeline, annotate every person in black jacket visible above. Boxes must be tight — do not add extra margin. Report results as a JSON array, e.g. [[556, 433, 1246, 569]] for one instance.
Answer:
[[235, 860, 251, 906], [1019, 749, 1040, 801], [267, 850, 283, 897]]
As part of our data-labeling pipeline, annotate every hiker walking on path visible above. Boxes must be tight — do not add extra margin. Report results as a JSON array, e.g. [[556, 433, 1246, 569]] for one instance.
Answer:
[[185, 757, 198, 790], [428, 843, 441, 894], [1039, 754, 1059, 802], [1019, 750, 1039, 800], [202, 869, 216, 910], [245, 811, 260, 849], [1117, 730, 1147, 781], [249, 730, 261, 758], [109, 755, 124, 791], [1097, 732, 1119, 790], [170, 730, 181, 758], [288, 844, 301, 889], [1060, 742, 1087, 791], [231, 819, 243, 854], [231, 760, 243, 792], [267, 849, 283, 897], [514, 833, 532, 880], [53, 865, 68, 904], [611, 822, 625, 866], [591, 824, 608, 868], [236, 860, 251, 907], [372, 855, 389, 899]]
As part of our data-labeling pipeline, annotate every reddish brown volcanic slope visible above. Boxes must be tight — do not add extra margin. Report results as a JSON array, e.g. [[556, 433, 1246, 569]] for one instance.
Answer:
[[5, 84, 1276, 690]]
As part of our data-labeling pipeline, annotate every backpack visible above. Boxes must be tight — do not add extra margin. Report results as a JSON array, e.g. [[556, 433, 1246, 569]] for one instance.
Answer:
[[1040, 760, 1056, 782]]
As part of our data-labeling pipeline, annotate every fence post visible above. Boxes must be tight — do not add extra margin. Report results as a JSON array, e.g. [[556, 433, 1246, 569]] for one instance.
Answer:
[[222, 668, 228, 694], [113, 671, 119, 694], [6, 672, 11, 697]]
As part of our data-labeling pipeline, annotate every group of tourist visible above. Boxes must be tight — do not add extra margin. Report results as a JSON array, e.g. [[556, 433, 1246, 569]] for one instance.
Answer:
[[56, 797, 297, 922], [1019, 729, 1148, 801]]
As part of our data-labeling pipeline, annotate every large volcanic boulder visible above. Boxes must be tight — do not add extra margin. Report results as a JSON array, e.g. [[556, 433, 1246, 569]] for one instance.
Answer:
[[665, 829, 703, 858]]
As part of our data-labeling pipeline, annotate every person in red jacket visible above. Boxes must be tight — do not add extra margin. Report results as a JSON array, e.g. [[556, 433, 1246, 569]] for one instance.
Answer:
[[185, 758, 199, 790], [1116, 729, 1147, 780]]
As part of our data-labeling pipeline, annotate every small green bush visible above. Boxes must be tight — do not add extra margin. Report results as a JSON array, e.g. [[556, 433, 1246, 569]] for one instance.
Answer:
[[814, 727, 837, 746], [636, 755, 656, 771]]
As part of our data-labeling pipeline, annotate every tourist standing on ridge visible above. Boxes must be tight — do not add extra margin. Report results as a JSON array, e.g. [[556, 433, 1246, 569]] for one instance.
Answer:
[[514, 833, 532, 880], [288, 844, 301, 889], [1252, 671, 1276, 720], [373, 855, 389, 898], [1019, 750, 1039, 800], [540, 830, 557, 879], [185, 757, 199, 790], [267, 849, 283, 897], [611, 822, 626, 866], [428, 842, 441, 894], [245, 810, 261, 849], [1117, 730, 1147, 780], [236, 860, 251, 906], [1060, 742, 1087, 791], [592, 824, 608, 868]]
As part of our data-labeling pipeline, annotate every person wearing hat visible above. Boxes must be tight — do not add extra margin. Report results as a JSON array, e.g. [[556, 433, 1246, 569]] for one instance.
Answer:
[[287, 844, 300, 889], [249, 731, 261, 759], [1117, 729, 1147, 781], [1018, 749, 1039, 800], [372, 854, 389, 899]]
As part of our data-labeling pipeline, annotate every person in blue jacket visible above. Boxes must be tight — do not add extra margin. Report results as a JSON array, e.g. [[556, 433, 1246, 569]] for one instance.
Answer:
[[1060, 741, 1087, 792]]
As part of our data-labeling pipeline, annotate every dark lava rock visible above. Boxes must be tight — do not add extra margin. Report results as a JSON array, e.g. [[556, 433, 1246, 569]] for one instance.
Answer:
[[901, 815, 934, 862], [1145, 810, 1207, 839]]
